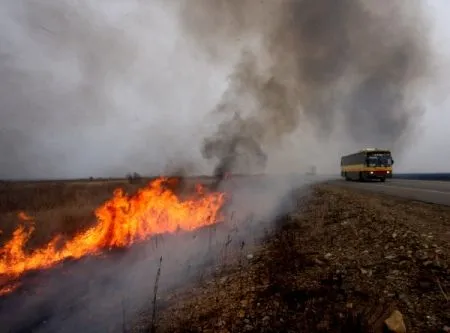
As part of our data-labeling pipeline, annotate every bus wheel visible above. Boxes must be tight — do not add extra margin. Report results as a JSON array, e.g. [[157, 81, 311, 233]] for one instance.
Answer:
[[359, 172, 364, 182], [344, 172, 350, 181]]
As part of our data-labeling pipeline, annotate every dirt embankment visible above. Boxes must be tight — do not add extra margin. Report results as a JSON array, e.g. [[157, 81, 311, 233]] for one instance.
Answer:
[[143, 184, 450, 333]]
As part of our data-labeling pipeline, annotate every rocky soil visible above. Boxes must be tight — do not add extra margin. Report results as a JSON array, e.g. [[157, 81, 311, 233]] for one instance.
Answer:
[[136, 184, 450, 333]]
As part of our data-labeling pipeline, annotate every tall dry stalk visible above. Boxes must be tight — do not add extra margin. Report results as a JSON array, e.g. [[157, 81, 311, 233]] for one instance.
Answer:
[[150, 256, 163, 333]]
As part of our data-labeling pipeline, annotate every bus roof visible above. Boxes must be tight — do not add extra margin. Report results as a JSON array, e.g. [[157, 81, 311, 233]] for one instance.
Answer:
[[359, 148, 391, 153], [341, 148, 391, 159]]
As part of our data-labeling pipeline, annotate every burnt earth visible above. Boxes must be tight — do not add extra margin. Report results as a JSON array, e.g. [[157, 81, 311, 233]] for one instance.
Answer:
[[140, 184, 450, 333]]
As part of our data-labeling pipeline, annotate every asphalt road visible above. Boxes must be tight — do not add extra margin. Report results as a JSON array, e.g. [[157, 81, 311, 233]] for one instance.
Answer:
[[330, 178, 450, 206]]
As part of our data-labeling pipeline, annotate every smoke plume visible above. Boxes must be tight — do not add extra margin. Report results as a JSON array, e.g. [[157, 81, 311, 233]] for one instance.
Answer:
[[0, 0, 231, 180], [178, 0, 431, 175], [0, 0, 434, 179]]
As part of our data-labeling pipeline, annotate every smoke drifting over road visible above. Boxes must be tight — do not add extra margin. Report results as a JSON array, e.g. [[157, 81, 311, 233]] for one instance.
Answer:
[[179, 0, 431, 175]]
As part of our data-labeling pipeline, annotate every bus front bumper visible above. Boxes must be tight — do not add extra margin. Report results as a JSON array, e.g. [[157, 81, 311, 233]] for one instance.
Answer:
[[365, 170, 392, 179]]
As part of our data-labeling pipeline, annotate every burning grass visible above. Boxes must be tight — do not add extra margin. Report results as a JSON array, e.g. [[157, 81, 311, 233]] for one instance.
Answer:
[[145, 184, 450, 333], [0, 179, 139, 248], [0, 177, 225, 296]]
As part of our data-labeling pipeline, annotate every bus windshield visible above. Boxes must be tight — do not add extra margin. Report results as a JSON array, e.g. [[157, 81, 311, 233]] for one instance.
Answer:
[[367, 154, 392, 167]]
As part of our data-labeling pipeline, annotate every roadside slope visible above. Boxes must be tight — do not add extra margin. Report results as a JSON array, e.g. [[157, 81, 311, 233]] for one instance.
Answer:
[[142, 184, 450, 333]]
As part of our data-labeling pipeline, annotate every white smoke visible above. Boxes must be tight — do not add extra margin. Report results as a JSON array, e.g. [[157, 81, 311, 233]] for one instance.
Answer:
[[0, 0, 241, 180]]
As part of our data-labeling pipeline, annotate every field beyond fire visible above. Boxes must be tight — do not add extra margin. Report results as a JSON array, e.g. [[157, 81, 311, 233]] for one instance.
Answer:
[[0, 178, 449, 333]]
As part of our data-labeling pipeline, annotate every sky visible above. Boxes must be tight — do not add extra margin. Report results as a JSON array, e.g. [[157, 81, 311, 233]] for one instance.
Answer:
[[397, 0, 450, 172], [0, 0, 449, 179]]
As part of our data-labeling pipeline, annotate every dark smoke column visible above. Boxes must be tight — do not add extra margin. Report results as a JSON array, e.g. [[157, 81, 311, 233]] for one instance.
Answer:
[[202, 112, 267, 185], [181, 0, 431, 161]]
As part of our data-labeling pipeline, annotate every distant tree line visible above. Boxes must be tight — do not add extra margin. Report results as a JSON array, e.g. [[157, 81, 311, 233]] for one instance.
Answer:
[[126, 172, 142, 184]]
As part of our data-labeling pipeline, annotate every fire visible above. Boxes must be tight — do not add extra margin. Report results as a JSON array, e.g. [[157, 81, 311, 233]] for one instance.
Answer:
[[0, 281, 21, 297], [0, 177, 226, 295]]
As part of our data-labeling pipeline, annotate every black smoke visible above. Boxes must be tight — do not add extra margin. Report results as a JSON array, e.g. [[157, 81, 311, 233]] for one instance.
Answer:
[[179, 0, 431, 174], [202, 112, 267, 181]]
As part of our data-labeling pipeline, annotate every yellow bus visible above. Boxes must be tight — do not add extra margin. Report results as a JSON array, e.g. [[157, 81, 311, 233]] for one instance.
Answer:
[[340, 148, 394, 182]]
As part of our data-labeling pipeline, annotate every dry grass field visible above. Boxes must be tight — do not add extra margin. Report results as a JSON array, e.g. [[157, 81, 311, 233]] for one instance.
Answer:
[[0, 176, 217, 248], [0, 179, 143, 249]]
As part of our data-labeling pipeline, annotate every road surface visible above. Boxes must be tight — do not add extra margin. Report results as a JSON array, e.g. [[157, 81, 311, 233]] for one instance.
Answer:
[[330, 179, 450, 206]]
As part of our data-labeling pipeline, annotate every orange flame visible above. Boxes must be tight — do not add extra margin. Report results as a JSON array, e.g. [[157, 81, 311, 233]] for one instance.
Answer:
[[0, 281, 21, 296], [0, 177, 226, 295]]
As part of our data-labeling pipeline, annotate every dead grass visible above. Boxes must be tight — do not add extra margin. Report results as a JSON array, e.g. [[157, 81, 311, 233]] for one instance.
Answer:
[[0, 175, 220, 249], [0, 179, 145, 249]]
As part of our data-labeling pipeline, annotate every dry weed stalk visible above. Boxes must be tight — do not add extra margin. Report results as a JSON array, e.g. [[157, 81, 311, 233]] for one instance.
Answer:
[[122, 297, 127, 333], [435, 277, 448, 302], [222, 234, 232, 269], [150, 256, 163, 333]]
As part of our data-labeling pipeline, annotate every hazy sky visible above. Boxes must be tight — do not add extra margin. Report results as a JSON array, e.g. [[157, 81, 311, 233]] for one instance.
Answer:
[[0, 0, 449, 179], [398, 0, 450, 172]]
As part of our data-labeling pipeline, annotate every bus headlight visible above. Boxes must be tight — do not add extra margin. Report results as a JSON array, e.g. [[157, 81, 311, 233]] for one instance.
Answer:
[[387, 171, 390, 174], [370, 171, 374, 174]]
